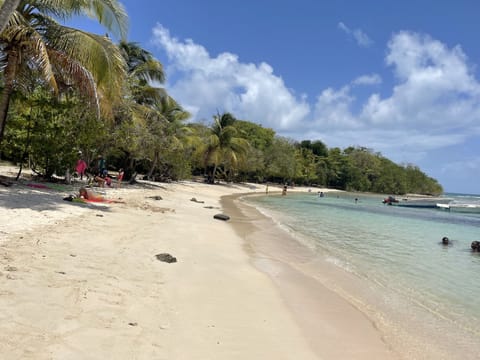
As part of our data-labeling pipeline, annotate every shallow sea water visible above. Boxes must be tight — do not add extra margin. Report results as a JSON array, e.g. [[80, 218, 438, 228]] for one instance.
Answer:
[[245, 192, 480, 359]]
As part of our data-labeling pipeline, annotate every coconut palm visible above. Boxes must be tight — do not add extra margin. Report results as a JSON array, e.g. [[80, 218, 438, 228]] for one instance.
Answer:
[[118, 41, 166, 107], [140, 95, 192, 179], [119, 41, 165, 84], [112, 41, 168, 175], [0, 0, 128, 143], [204, 112, 249, 183]]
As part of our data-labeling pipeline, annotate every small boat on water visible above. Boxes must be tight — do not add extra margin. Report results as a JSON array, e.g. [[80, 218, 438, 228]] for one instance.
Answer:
[[383, 196, 452, 208], [436, 203, 480, 213]]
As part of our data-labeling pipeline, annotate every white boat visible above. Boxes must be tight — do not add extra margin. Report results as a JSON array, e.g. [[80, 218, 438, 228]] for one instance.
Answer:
[[437, 203, 480, 213], [384, 196, 452, 208]]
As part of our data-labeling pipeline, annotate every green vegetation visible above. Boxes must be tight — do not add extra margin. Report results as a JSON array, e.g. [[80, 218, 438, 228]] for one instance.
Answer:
[[0, 1, 443, 196]]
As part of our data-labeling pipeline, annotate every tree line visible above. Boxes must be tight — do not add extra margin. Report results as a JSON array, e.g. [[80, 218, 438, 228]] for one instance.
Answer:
[[0, 0, 443, 196]]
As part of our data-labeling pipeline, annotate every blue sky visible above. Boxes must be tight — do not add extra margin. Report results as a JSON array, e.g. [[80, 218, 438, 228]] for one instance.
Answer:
[[73, 0, 480, 194]]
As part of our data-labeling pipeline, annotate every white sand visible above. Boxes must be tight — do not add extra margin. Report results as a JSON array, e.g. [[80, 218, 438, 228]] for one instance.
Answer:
[[0, 166, 399, 359]]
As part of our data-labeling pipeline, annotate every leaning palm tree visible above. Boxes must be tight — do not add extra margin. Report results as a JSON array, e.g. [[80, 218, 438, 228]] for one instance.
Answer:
[[204, 112, 249, 183], [0, 0, 128, 143], [112, 40, 167, 176], [140, 95, 192, 179]]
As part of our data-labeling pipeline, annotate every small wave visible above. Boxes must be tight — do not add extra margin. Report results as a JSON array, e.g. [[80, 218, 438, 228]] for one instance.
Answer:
[[324, 256, 353, 273]]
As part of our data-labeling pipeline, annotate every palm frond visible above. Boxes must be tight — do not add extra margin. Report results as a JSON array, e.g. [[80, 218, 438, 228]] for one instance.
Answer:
[[131, 58, 165, 83], [47, 47, 98, 107], [1, 22, 58, 92], [40, 23, 126, 113], [86, 0, 128, 40], [25, 0, 128, 40], [119, 40, 164, 82]]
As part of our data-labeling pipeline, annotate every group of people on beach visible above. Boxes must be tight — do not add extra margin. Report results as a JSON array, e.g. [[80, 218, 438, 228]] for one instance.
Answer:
[[66, 152, 126, 204], [74, 152, 124, 188]]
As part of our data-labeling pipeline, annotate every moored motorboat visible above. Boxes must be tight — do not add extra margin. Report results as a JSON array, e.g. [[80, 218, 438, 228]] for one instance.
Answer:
[[436, 202, 480, 213], [384, 196, 452, 208]]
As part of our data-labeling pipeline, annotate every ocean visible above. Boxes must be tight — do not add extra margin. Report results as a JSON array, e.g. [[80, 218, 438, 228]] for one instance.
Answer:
[[243, 191, 480, 359]]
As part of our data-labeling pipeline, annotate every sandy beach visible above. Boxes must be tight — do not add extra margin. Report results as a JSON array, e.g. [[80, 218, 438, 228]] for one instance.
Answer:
[[0, 166, 400, 359]]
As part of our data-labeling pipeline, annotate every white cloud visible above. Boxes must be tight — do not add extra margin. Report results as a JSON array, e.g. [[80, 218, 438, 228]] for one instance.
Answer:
[[361, 31, 480, 132], [352, 74, 382, 86], [151, 24, 310, 130], [337, 22, 349, 33], [337, 22, 373, 48], [312, 86, 360, 130]]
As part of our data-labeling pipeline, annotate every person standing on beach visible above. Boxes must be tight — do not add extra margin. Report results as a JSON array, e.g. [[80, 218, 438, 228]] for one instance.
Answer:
[[97, 155, 107, 176], [117, 168, 124, 188], [75, 152, 87, 180], [282, 184, 287, 196]]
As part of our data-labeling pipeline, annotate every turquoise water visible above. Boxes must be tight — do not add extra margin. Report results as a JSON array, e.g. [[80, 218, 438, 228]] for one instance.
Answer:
[[245, 191, 480, 356]]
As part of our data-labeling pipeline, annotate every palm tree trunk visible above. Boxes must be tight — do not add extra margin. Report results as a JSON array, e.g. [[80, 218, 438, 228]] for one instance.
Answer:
[[15, 106, 34, 181], [211, 163, 218, 184], [0, 49, 18, 144], [0, 0, 21, 33], [147, 151, 159, 179]]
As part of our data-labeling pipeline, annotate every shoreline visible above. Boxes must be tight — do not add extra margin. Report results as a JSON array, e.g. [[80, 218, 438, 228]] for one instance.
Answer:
[[225, 191, 480, 360], [222, 193, 400, 359]]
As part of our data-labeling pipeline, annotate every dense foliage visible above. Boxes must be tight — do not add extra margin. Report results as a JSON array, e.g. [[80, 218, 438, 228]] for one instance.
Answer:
[[0, 1, 443, 196]]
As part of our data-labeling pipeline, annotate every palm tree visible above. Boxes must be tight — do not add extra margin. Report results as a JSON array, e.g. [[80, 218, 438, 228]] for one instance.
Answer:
[[113, 41, 167, 176], [204, 112, 249, 183], [143, 95, 192, 179], [118, 41, 166, 108], [119, 41, 165, 85], [0, 0, 128, 144]]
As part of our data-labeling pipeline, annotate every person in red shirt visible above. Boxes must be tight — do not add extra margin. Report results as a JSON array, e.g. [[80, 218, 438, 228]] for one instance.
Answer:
[[75, 152, 87, 180]]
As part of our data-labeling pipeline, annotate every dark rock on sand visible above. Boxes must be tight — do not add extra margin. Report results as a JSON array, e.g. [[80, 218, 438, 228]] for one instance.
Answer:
[[155, 253, 177, 263], [148, 195, 163, 200], [190, 197, 205, 203], [214, 214, 230, 221]]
